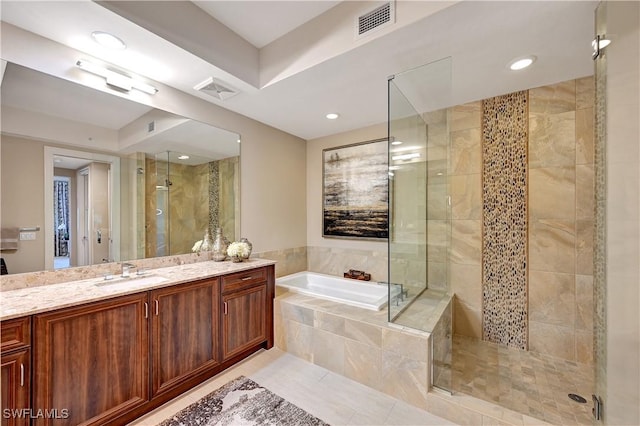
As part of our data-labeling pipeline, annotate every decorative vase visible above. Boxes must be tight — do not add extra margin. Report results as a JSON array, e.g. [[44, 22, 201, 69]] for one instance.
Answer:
[[239, 237, 253, 260], [231, 255, 243, 263], [200, 228, 214, 252], [211, 228, 228, 261]]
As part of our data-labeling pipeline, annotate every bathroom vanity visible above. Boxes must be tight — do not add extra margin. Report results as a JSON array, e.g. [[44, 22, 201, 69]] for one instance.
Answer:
[[0, 260, 275, 426]]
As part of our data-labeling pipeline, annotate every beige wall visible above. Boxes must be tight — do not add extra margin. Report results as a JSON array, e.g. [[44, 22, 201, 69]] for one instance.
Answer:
[[0, 135, 45, 273], [603, 1, 640, 424], [306, 122, 387, 280]]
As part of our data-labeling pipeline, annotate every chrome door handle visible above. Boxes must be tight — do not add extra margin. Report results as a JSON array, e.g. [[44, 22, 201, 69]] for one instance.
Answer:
[[20, 363, 24, 387], [154, 300, 159, 316], [241, 276, 252, 281], [223, 302, 228, 315], [144, 302, 148, 318]]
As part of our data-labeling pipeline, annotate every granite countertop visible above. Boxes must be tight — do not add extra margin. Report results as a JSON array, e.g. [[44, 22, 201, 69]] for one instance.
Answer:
[[0, 259, 276, 321]]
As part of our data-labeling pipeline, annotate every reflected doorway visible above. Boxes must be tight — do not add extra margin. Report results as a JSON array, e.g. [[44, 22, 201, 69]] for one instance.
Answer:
[[44, 146, 120, 270]]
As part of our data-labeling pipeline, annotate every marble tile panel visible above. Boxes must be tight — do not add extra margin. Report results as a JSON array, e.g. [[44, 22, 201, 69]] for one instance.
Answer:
[[576, 76, 595, 110], [450, 264, 481, 309], [529, 80, 576, 114], [576, 165, 595, 220], [451, 101, 481, 132], [381, 328, 429, 362], [451, 128, 482, 175], [576, 107, 595, 165], [529, 271, 576, 326], [284, 320, 314, 362], [307, 246, 388, 283], [274, 312, 286, 350], [427, 262, 447, 291], [344, 339, 382, 390], [381, 351, 429, 410], [427, 183, 448, 220], [280, 302, 314, 326], [576, 220, 594, 275], [529, 166, 576, 221], [314, 311, 345, 336], [529, 321, 575, 361], [453, 299, 482, 338], [344, 319, 383, 347], [426, 220, 449, 262], [451, 220, 482, 265], [451, 174, 482, 220], [528, 111, 576, 168], [575, 274, 594, 331], [253, 246, 307, 278], [529, 219, 576, 274], [575, 330, 594, 365], [312, 328, 345, 374]]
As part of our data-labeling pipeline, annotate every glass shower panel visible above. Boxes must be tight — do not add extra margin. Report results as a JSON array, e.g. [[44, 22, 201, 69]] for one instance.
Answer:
[[388, 57, 452, 393], [154, 152, 170, 257], [388, 80, 429, 324]]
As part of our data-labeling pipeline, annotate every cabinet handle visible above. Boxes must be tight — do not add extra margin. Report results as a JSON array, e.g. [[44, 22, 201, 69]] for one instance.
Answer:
[[144, 302, 149, 318], [20, 363, 24, 387], [224, 301, 228, 315], [241, 276, 252, 281], [154, 300, 159, 316]]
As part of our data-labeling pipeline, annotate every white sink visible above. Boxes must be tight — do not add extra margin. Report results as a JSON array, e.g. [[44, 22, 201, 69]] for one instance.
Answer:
[[94, 275, 168, 290]]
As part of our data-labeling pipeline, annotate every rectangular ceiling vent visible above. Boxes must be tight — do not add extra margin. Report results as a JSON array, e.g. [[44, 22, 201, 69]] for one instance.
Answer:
[[193, 77, 239, 101], [356, 2, 395, 38]]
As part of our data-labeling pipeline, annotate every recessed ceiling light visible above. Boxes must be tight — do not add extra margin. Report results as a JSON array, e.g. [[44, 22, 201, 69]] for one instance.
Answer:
[[391, 140, 403, 145], [326, 113, 339, 120], [91, 31, 126, 50], [177, 155, 190, 160], [508, 55, 536, 71]]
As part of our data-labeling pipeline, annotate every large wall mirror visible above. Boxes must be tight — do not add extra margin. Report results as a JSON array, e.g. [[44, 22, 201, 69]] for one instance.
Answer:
[[0, 62, 240, 274]]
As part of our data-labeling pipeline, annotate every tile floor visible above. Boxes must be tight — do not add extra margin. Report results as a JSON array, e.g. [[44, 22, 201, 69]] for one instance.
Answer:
[[451, 335, 594, 425], [129, 348, 456, 426]]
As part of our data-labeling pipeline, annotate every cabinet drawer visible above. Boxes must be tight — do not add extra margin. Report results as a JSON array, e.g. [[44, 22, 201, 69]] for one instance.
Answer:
[[1, 316, 31, 353], [221, 267, 267, 293]]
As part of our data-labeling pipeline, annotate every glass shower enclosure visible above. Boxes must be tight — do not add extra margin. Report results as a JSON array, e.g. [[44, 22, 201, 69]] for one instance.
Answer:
[[387, 57, 453, 391]]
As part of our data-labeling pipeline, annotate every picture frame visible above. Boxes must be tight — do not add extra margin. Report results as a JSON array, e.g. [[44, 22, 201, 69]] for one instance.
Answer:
[[322, 138, 389, 240]]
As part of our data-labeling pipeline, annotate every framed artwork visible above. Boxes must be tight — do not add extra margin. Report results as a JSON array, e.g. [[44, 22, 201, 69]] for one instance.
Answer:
[[322, 138, 388, 239]]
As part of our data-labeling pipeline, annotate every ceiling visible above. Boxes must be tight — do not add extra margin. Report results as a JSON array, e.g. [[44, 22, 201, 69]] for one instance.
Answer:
[[0, 1, 598, 142]]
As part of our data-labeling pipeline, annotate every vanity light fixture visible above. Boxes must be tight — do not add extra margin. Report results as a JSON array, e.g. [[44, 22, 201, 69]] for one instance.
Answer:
[[91, 31, 126, 50], [392, 152, 421, 161], [177, 155, 190, 160], [76, 59, 158, 95], [326, 113, 339, 120], [391, 140, 403, 146], [508, 55, 536, 71]]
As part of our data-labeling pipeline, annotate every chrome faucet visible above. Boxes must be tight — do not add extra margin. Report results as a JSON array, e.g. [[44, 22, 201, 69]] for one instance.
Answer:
[[121, 262, 136, 278]]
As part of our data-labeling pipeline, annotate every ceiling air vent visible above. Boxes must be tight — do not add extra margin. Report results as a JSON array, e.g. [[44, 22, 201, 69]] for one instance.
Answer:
[[193, 77, 238, 101], [357, 2, 395, 38]]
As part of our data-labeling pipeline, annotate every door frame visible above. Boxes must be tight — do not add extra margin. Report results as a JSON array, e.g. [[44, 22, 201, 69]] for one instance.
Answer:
[[44, 146, 120, 270]]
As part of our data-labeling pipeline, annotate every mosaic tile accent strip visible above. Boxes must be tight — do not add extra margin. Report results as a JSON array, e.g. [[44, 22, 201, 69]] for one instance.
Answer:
[[481, 91, 529, 349]]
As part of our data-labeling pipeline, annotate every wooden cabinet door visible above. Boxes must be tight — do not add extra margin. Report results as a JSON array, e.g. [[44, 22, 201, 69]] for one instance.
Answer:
[[1, 348, 30, 426], [222, 284, 267, 360], [33, 293, 149, 426], [150, 278, 219, 397]]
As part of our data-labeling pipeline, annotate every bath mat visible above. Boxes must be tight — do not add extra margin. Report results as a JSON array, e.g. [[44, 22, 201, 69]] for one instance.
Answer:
[[158, 376, 329, 426]]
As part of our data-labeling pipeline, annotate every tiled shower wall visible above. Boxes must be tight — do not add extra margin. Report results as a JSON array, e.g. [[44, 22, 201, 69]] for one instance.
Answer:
[[451, 77, 595, 363]]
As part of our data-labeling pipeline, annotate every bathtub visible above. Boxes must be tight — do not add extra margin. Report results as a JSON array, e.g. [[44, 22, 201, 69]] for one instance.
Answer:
[[276, 271, 393, 311]]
